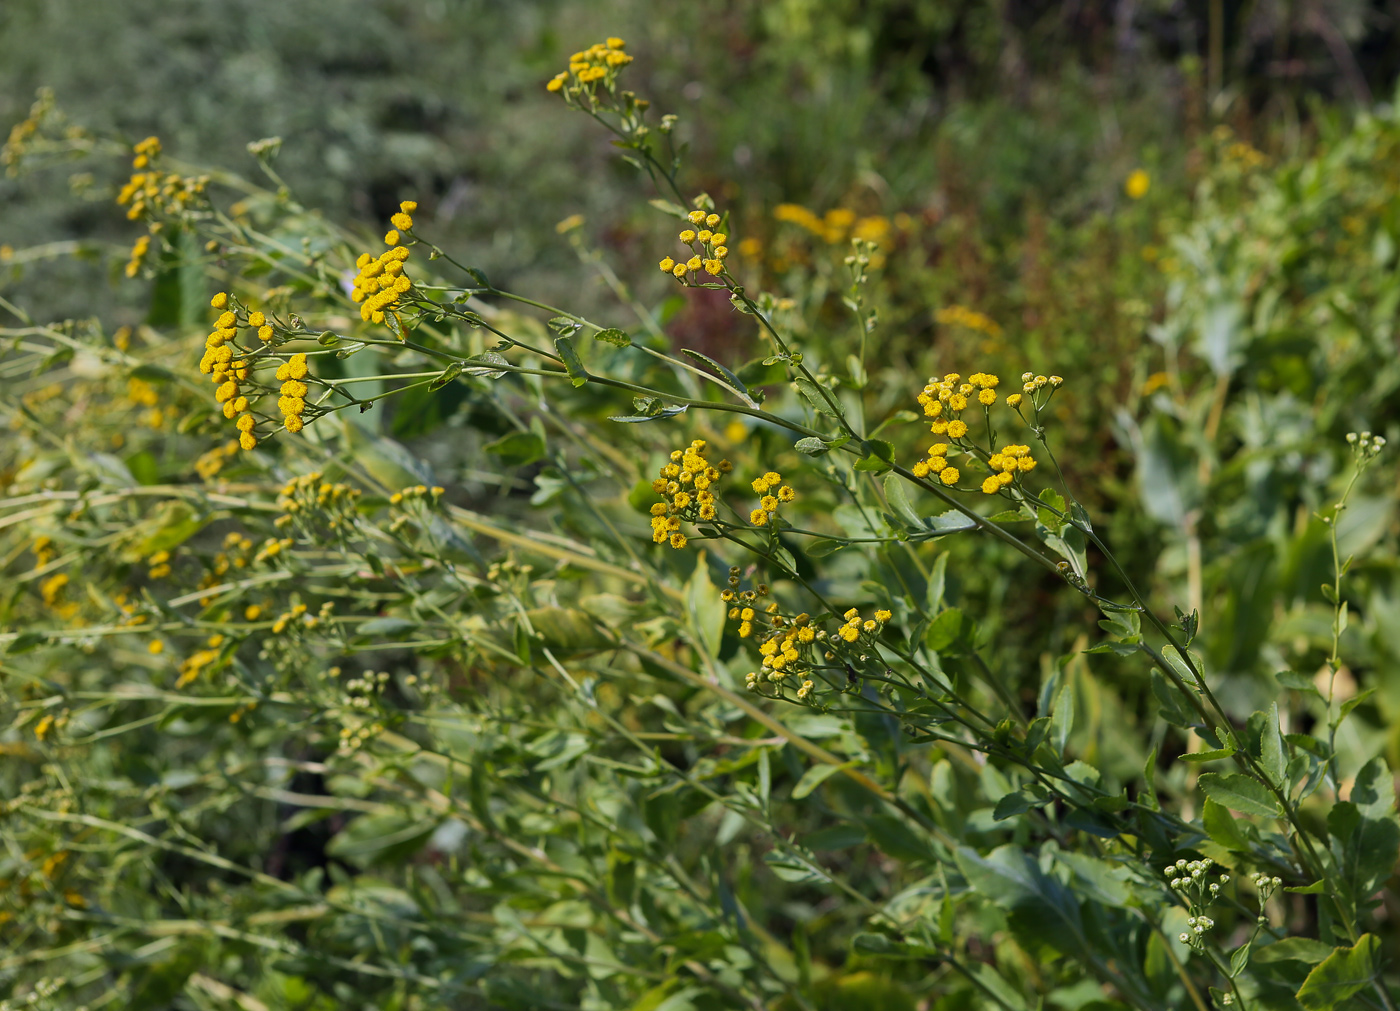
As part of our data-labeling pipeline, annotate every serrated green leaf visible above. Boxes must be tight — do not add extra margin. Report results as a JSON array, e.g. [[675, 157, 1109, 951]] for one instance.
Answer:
[[1198, 772, 1281, 818], [1179, 745, 1236, 763]]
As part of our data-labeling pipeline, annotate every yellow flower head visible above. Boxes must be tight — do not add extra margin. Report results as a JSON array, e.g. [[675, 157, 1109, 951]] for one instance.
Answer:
[[210, 292, 228, 309], [1125, 169, 1150, 199], [946, 420, 968, 439], [940, 467, 959, 486]]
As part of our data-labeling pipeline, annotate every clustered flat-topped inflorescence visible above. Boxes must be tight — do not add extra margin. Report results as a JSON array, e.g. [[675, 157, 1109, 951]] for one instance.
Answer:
[[350, 201, 418, 328], [720, 572, 894, 704], [649, 439, 729, 549], [114, 136, 210, 276], [198, 291, 310, 450], [658, 207, 733, 286], [546, 37, 634, 97], [911, 370, 1063, 496], [748, 470, 795, 526]]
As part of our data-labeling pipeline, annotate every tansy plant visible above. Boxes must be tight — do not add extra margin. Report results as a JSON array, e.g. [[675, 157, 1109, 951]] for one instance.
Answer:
[[0, 37, 1397, 1011]]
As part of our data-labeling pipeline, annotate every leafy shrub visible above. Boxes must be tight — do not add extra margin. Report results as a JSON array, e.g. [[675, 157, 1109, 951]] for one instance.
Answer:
[[1, 36, 1397, 1011]]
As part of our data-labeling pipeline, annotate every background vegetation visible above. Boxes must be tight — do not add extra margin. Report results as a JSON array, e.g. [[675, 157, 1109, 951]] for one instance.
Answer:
[[2, 2, 1399, 1009]]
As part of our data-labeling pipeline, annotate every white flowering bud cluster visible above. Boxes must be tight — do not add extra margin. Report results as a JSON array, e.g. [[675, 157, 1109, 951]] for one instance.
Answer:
[[1165, 857, 1216, 890], [1250, 871, 1282, 897], [1347, 430, 1386, 458]]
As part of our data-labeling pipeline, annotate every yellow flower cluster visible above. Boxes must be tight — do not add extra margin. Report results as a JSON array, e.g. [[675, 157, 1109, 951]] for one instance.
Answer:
[[39, 571, 78, 619], [125, 233, 151, 278], [650, 439, 727, 548], [199, 295, 257, 449], [176, 634, 226, 689], [194, 440, 242, 481], [275, 353, 310, 433], [748, 471, 794, 526], [115, 137, 209, 222], [836, 606, 890, 643], [720, 570, 764, 638], [659, 208, 731, 283], [917, 371, 998, 436], [934, 305, 1003, 338], [148, 549, 172, 580], [1020, 371, 1063, 394], [773, 204, 890, 245], [351, 227, 415, 326], [979, 444, 1036, 494], [546, 37, 632, 92]]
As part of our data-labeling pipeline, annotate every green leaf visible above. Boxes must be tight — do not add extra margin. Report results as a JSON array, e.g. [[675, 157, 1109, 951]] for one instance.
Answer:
[[955, 845, 1087, 958], [548, 315, 582, 336], [1252, 937, 1336, 965], [1151, 670, 1195, 728], [484, 430, 546, 467], [1276, 669, 1323, 698], [1202, 799, 1249, 851], [793, 378, 838, 417], [1336, 687, 1376, 724], [1179, 745, 1236, 763], [593, 327, 632, 347], [326, 812, 439, 867], [883, 473, 922, 528], [794, 437, 829, 455], [610, 405, 688, 423], [923, 510, 979, 536], [925, 608, 964, 652], [681, 349, 750, 401], [864, 814, 936, 865], [992, 791, 1034, 821], [463, 351, 508, 378], [356, 616, 418, 637], [1229, 941, 1252, 978], [1260, 702, 1288, 786], [1327, 800, 1400, 908], [1295, 934, 1379, 1011], [685, 555, 723, 655], [803, 538, 847, 558], [428, 360, 463, 390], [1050, 677, 1075, 758], [1198, 772, 1282, 818], [648, 198, 690, 219], [988, 509, 1028, 522], [850, 932, 901, 956], [1036, 487, 1067, 531], [854, 453, 892, 474], [554, 335, 588, 386]]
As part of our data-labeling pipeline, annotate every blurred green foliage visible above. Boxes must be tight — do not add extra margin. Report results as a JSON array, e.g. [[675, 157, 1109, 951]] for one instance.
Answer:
[[3, 3, 1400, 1010]]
